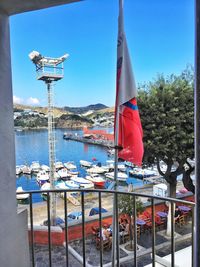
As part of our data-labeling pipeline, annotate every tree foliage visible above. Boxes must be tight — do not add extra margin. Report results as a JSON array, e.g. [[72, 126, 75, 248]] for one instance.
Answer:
[[138, 66, 195, 196]]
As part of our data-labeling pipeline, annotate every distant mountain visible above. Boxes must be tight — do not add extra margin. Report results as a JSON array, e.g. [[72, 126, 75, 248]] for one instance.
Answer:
[[63, 103, 108, 114]]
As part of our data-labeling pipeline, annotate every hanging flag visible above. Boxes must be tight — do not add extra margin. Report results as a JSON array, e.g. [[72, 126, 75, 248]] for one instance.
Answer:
[[114, 0, 144, 166]]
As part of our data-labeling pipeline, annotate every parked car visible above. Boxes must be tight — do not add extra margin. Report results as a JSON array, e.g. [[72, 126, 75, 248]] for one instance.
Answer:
[[89, 207, 108, 216]]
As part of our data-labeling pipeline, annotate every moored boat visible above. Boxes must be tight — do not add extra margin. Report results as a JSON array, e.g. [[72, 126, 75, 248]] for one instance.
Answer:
[[57, 168, 71, 179], [85, 175, 105, 187], [105, 171, 128, 181], [37, 170, 49, 185], [64, 161, 77, 170], [16, 166, 22, 175], [16, 186, 29, 201], [30, 161, 40, 173], [80, 160, 92, 168], [87, 166, 107, 174], [21, 165, 32, 175], [71, 176, 94, 189]]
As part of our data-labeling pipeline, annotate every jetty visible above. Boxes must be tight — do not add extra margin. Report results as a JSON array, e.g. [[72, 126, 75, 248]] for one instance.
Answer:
[[63, 133, 114, 148]]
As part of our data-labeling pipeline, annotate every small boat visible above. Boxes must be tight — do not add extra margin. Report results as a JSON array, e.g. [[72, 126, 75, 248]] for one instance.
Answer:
[[71, 176, 94, 189], [41, 164, 50, 172], [64, 161, 77, 170], [16, 166, 22, 175], [37, 170, 49, 185], [21, 165, 32, 175], [80, 160, 92, 168], [57, 168, 71, 179], [87, 166, 107, 174], [105, 171, 128, 181], [40, 182, 51, 197], [117, 164, 127, 172], [129, 168, 157, 179], [30, 161, 40, 173], [65, 180, 80, 189], [54, 161, 64, 171], [16, 187, 29, 200], [68, 170, 79, 176], [85, 175, 105, 187]]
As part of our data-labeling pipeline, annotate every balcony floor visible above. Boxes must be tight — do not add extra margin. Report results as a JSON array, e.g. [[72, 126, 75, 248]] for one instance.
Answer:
[[32, 221, 192, 266]]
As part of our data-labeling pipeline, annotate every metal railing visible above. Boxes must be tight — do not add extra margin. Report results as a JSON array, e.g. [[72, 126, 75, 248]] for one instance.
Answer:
[[17, 188, 195, 267]]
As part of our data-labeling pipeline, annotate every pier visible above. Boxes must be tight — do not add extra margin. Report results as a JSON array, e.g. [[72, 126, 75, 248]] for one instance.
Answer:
[[63, 133, 114, 148]]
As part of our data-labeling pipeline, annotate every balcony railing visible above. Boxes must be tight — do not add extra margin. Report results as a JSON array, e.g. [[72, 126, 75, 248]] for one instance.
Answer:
[[17, 188, 195, 267]]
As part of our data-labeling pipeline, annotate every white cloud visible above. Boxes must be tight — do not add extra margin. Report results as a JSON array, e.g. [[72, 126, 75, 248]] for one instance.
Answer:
[[13, 95, 24, 104], [13, 95, 40, 106], [26, 97, 40, 105]]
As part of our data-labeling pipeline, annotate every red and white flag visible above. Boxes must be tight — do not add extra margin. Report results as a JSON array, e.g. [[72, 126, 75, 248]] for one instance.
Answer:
[[114, 0, 144, 166]]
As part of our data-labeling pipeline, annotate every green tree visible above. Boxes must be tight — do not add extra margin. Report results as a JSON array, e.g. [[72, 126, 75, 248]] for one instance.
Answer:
[[118, 193, 144, 249], [138, 66, 195, 197]]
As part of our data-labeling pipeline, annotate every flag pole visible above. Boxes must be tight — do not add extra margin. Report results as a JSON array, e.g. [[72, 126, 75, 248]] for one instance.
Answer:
[[111, 1, 123, 265], [111, 105, 120, 267]]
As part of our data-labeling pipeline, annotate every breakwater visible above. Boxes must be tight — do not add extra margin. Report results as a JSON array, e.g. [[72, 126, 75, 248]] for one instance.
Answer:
[[63, 133, 114, 148]]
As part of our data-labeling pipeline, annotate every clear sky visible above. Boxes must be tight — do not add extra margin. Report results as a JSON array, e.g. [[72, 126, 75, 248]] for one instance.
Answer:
[[10, 0, 194, 108]]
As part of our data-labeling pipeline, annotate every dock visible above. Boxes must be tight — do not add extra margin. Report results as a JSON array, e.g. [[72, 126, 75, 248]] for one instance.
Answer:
[[63, 133, 114, 148]]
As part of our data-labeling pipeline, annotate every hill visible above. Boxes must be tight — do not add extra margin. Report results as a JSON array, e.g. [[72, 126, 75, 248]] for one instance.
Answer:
[[63, 103, 108, 114]]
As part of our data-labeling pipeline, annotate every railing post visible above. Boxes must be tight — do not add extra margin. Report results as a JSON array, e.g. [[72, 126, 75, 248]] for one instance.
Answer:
[[195, 0, 200, 266], [151, 198, 155, 267], [64, 192, 69, 267], [47, 192, 52, 267], [171, 202, 175, 267], [81, 192, 86, 267], [29, 193, 35, 267]]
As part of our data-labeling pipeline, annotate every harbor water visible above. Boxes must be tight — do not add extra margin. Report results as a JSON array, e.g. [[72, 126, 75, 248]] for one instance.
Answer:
[[15, 128, 144, 203]]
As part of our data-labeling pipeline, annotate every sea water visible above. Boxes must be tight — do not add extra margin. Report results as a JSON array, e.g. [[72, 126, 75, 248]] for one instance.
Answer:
[[15, 128, 143, 203]]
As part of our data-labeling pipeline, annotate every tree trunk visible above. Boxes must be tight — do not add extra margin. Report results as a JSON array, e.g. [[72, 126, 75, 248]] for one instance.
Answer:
[[166, 181, 177, 236]]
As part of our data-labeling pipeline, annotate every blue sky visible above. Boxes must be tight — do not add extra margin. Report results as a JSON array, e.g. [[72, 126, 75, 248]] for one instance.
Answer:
[[10, 0, 194, 107]]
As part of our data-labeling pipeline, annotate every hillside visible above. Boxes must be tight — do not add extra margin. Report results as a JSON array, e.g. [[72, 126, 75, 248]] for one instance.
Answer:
[[63, 103, 108, 114], [14, 104, 70, 117], [13, 103, 113, 129]]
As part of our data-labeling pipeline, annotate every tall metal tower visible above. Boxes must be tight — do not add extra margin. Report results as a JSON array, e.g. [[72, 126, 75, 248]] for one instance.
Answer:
[[29, 51, 69, 225]]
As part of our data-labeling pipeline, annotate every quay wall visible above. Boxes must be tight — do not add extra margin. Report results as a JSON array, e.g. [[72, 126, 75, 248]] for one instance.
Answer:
[[29, 194, 194, 246]]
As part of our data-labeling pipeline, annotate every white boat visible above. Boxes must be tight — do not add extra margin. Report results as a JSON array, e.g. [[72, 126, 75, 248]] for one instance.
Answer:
[[105, 171, 128, 181], [64, 161, 77, 170], [87, 166, 107, 174], [16, 187, 29, 200], [57, 168, 70, 179], [16, 166, 22, 175], [30, 161, 40, 173], [36, 170, 49, 185], [21, 165, 32, 175], [40, 182, 51, 196], [117, 164, 127, 172], [129, 168, 157, 178], [41, 164, 50, 172], [71, 176, 94, 189], [80, 160, 92, 168], [85, 175, 105, 187], [106, 160, 114, 170], [65, 180, 80, 189], [68, 170, 79, 176], [55, 180, 68, 189], [54, 161, 64, 170]]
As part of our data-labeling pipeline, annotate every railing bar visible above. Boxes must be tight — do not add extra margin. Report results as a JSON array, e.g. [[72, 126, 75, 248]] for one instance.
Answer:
[[64, 192, 69, 267], [29, 193, 35, 267], [151, 198, 155, 267], [20, 188, 195, 206], [99, 192, 103, 267], [133, 196, 137, 267], [115, 192, 120, 267], [171, 201, 175, 267], [192, 205, 195, 267], [81, 192, 86, 267]]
